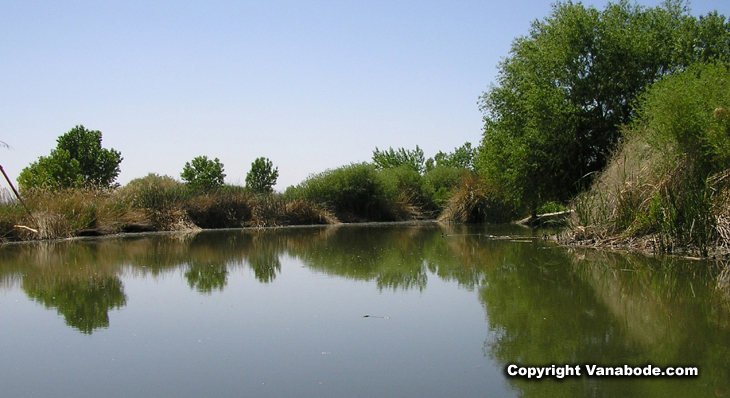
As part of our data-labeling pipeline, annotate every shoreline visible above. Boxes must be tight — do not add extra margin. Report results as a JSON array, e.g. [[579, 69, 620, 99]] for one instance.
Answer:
[[5, 215, 729, 265], [554, 230, 730, 262], [0, 219, 443, 247]]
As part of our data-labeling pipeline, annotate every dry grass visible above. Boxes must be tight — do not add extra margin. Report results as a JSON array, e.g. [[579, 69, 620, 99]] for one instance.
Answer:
[[710, 170, 730, 248], [572, 134, 660, 238], [568, 133, 730, 256], [283, 199, 338, 226], [0, 178, 340, 242], [438, 173, 513, 223], [2, 188, 130, 240]]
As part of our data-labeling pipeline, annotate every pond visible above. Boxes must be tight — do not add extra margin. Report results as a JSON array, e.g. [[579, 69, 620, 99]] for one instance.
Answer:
[[1, 223, 729, 397]]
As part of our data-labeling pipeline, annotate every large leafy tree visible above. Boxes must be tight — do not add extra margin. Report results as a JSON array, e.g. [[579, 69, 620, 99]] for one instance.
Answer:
[[181, 156, 226, 191], [18, 125, 122, 190], [476, 0, 730, 215], [245, 157, 279, 194]]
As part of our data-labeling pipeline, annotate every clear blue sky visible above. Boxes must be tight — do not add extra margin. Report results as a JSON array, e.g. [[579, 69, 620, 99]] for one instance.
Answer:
[[2, 0, 729, 190]]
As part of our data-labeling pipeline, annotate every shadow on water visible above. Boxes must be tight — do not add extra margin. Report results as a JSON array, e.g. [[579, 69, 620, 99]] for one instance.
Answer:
[[1, 223, 729, 397]]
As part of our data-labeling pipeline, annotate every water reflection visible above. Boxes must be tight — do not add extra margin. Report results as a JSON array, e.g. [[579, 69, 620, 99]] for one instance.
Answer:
[[479, 247, 730, 397], [185, 260, 228, 293], [1, 223, 729, 397], [24, 276, 126, 334]]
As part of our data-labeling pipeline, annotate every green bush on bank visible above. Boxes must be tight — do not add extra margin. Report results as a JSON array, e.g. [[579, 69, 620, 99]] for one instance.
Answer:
[[423, 166, 466, 209], [285, 163, 411, 222]]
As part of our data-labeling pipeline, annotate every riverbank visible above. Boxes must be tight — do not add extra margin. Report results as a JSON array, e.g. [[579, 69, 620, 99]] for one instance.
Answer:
[[556, 229, 730, 260], [0, 182, 340, 243]]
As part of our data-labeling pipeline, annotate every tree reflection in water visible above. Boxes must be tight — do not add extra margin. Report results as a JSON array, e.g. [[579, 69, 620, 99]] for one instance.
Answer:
[[184, 260, 228, 293], [24, 276, 126, 334]]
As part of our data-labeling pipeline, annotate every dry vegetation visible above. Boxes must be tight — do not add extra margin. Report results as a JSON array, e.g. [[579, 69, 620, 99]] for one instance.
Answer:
[[559, 63, 730, 258], [0, 174, 337, 243], [437, 173, 513, 224], [565, 134, 730, 257]]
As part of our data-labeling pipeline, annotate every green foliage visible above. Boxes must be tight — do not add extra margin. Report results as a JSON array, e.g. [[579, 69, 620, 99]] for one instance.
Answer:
[[378, 165, 434, 213], [245, 157, 279, 194], [431, 142, 476, 171], [180, 156, 226, 192], [285, 163, 407, 222], [638, 62, 730, 251], [536, 201, 569, 215], [477, 1, 730, 215], [422, 166, 464, 208], [372, 145, 426, 174], [18, 125, 122, 190], [640, 62, 730, 172]]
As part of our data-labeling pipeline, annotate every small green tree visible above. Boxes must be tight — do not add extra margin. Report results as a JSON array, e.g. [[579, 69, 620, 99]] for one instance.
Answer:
[[245, 157, 279, 194], [18, 125, 122, 190], [181, 156, 225, 191]]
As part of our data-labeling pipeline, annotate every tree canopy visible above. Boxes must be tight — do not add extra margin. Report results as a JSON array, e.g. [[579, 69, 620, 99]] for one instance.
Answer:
[[18, 125, 122, 190], [372, 146, 426, 174], [245, 157, 279, 194], [476, 0, 730, 214], [429, 142, 476, 171], [181, 156, 226, 191]]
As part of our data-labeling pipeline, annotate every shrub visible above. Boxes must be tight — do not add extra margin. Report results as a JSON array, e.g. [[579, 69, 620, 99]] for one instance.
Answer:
[[422, 166, 464, 209], [285, 163, 410, 222], [185, 189, 253, 228], [378, 165, 432, 214], [120, 173, 189, 210]]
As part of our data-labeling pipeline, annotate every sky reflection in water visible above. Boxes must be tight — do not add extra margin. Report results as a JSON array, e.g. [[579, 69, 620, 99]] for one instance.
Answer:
[[0, 223, 728, 397]]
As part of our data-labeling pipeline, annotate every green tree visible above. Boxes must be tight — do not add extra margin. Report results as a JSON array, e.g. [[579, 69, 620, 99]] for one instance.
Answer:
[[476, 1, 730, 215], [181, 156, 225, 191], [372, 146, 426, 174], [18, 125, 122, 190], [245, 157, 279, 194]]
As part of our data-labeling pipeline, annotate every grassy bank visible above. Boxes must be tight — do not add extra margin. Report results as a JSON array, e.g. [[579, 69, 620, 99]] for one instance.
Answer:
[[564, 63, 730, 257], [1, 164, 519, 243], [0, 174, 337, 242]]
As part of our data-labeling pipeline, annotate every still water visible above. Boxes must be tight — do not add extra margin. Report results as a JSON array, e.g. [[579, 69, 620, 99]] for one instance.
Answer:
[[0, 223, 728, 397]]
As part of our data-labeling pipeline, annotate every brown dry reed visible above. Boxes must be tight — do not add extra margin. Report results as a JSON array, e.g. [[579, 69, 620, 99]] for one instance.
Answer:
[[438, 173, 513, 223]]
